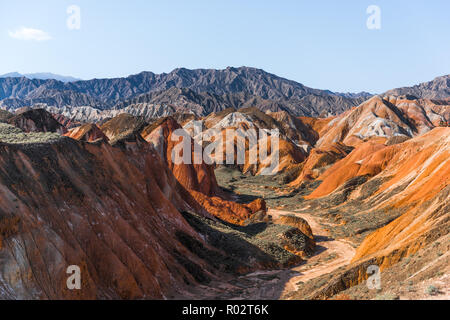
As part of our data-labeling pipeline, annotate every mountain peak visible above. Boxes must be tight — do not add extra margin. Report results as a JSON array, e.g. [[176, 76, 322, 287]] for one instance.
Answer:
[[0, 72, 81, 83], [385, 74, 450, 99]]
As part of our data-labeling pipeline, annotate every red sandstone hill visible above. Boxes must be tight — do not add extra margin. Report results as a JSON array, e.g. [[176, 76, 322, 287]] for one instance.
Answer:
[[52, 113, 82, 129], [65, 123, 109, 143], [0, 136, 208, 299], [266, 111, 318, 146], [289, 142, 353, 186], [0, 131, 284, 299], [288, 127, 449, 300], [350, 128, 450, 263], [306, 127, 449, 200], [305, 141, 387, 199], [100, 113, 147, 142], [291, 95, 449, 187], [141, 116, 267, 225], [283, 99, 449, 299], [8, 108, 67, 135], [315, 95, 449, 149], [141, 116, 220, 196], [298, 116, 335, 139], [185, 107, 309, 175]]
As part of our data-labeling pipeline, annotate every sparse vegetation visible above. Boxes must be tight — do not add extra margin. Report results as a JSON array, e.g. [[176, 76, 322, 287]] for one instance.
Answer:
[[278, 214, 313, 239], [179, 211, 306, 268], [0, 123, 61, 144], [426, 285, 439, 296]]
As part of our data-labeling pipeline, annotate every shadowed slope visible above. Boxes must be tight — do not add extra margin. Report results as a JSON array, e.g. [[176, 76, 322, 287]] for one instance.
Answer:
[[8, 109, 67, 135], [0, 136, 222, 299], [141, 116, 267, 225], [65, 123, 109, 143]]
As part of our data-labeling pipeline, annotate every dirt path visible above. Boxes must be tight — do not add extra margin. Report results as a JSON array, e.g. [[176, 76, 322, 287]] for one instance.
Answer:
[[180, 208, 357, 300], [268, 209, 356, 297]]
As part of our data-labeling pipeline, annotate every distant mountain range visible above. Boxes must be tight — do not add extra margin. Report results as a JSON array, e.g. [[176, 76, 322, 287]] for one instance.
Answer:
[[0, 72, 81, 83], [0, 67, 371, 117], [0, 67, 448, 120], [385, 74, 450, 100]]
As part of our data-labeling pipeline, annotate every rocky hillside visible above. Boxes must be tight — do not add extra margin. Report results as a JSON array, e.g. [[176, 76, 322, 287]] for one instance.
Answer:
[[140, 116, 267, 225], [65, 123, 109, 143], [0, 67, 370, 117], [285, 127, 449, 300], [385, 75, 450, 99], [0, 72, 448, 300], [7, 109, 68, 135], [314, 95, 449, 149], [182, 107, 311, 176], [0, 136, 214, 299], [0, 115, 318, 299]]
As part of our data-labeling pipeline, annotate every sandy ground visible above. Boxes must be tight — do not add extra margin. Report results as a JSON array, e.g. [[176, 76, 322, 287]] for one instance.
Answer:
[[268, 209, 356, 297], [179, 208, 357, 300]]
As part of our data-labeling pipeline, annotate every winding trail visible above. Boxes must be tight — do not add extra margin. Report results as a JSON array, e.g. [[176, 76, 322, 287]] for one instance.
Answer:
[[268, 209, 356, 297], [180, 208, 357, 300]]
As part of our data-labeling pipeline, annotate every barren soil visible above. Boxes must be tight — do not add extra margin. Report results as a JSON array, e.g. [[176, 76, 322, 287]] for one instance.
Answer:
[[269, 209, 356, 297]]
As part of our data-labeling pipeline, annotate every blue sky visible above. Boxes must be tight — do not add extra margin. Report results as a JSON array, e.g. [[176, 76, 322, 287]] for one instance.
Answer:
[[0, 0, 449, 93]]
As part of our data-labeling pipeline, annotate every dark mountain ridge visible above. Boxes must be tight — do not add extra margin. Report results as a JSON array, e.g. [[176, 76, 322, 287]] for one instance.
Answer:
[[0, 72, 81, 83], [385, 75, 450, 99], [0, 67, 371, 117]]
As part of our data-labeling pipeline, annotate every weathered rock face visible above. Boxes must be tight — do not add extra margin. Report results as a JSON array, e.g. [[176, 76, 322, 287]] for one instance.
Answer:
[[100, 113, 147, 142], [289, 142, 353, 186], [189, 191, 267, 226], [52, 113, 82, 129], [332, 129, 448, 283], [0, 137, 227, 299], [267, 111, 319, 146], [287, 128, 450, 300], [141, 117, 267, 225], [384, 96, 450, 127], [298, 116, 335, 138], [0, 67, 369, 117], [276, 215, 316, 258], [141, 116, 220, 196], [277, 215, 314, 240], [184, 108, 309, 176], [278, 227, 316, 258], [8, 109, 67, 135], [305, 141, 387, 198], [290, 94, 450, 189], [385, 75, 450, 100], [65, 123, 109, 143], [307, 127, 450, 200], [350, 128, 450, 264], [315, 95, 449, 149]]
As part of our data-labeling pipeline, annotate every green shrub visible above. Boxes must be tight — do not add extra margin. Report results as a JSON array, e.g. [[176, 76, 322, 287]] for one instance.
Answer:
[[426, 285, 439, 296], [0, 123, 61, 144]]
